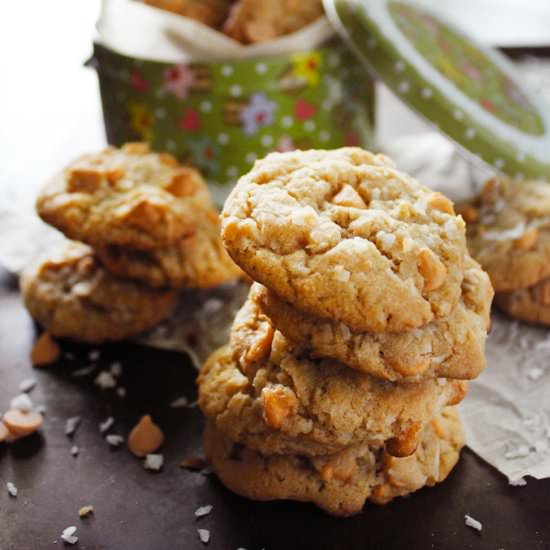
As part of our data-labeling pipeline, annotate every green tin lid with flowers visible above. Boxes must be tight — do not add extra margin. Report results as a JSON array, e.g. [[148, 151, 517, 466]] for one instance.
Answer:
[[324, 0, 550, 181]]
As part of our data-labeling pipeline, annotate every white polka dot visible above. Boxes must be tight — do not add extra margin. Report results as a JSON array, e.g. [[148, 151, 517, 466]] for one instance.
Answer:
[[281, 116, 294, 128], [421, 87, 433, 98], [261, 135, 273, 147], [465, 128, 476, 140], [200, 101, 212, 113], [221, 65, 234, 77], [394, 61, 405, 73], [327, 53, 341, 68], [398, 81, 410, 94], [165, 139, 176, 152], [516, 152, 526, 163], [321, 99, 332, 112], [217, 133, 229, 145], [155, 107, 166, 119], [367, 37, 377, 49], [494, 158, 505, 169], [304, 120, 316, 132], [453, 109, 464, 120], [155, 88, 166, 99], [319, 131, 331, 143], [256, 62, 268, 74], [226, 166, 238, 178], [245, 152, 257, 164], [230, 85, 242, 97]]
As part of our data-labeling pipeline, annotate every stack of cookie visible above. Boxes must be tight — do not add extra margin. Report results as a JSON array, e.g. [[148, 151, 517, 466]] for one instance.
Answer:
[[459, 176, 550, 326], [21, 142, 240, 343], [198, 148, 493, 516]]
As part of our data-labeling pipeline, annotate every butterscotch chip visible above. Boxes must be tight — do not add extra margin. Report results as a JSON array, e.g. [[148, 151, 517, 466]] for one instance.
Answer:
[[458, 177, 550, 291], [428, 192, 454, 214], [3, 410, 43, 437], [180, 457, 208, 471], [78, 505, 94, 518], [198, 328, 467, 457], [128, 415, 164, 458], [37, 144, 213, 251], [96, 217, 242, 289], [386, 422, 422, 458], [223, 0, 323, 43], [203, 407, 464, 517], [31, 332, 61, 367], [222, 148, 467, 333], [247, 256, 493, 382], [0, 422, 9, 443], [21, 242, 176, 343]]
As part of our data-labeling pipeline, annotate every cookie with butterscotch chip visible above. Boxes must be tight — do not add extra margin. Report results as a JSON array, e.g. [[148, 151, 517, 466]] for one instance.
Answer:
[[198, 319, 467, 457], [203, 407, 464, 517], [20, 242, 176, 343], [221, 148, 467, 333], [458, 177, 550, 292], [223, 0, 324, 44], [96, 211, 242, 289], [145, 0, 233, 28], [37, 143, 212, 251], [254, 255, 493, 382]]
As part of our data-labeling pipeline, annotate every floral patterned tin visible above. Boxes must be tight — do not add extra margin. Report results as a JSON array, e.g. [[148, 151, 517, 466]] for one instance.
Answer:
[[91, 42, 375, 204]]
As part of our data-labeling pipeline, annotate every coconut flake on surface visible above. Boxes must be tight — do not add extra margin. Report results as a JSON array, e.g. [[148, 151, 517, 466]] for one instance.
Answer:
[[61, 526, 78, 545], [197, 528, 210, 545], [71, 365, 97, 377], [116, 387, 127, 399], [144, 454, 164, 471], [195, 505, 213, 518], [10, 393, 33, 412], [99, 416, 114, 434], [170, 396, 189, 408], [7, 482, 17, 497], [94, 371, 116, 389], [71, 445, 79, 457], [509, 477, 527, 486], [65, 416, 81, 437], [464, 514, 482, 531], [110, 362, 123, 377], [19, 378, 37, 393], [106, 434, 124, 447], [88, 350, 100, 361]]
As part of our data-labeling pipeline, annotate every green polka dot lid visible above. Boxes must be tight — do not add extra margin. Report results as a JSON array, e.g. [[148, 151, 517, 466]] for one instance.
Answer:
[[324, 0, 550, 181]]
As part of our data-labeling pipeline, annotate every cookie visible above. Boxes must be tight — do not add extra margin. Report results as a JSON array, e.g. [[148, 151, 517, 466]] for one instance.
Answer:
[[145, 0, 233, 28], [96, 212, 242, 289], [37, 143, 212, 251], [458, 177, 550, 291], [494, 275, 550, 325], [223, 0, 323, 44], [198, 333, 468, 457], [20, 242, 176, 343], [221, 148, 467, 333], [203, 407, 464, 517], [255, 256, 493, 382]]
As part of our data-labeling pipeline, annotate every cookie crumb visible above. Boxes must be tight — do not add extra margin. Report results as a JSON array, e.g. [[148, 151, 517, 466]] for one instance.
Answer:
[[195, 505, 213, 519], [19, 378, 37, 393], [464, 514, 482, 531], [197, 528, 210, 545], [94, 371, 117, 389], [61, 526, 78, 545], [79, 505, 94, 518], [65, 416, 82, 437], [144, 453, 164, 471], [7, 482, 17, 497]]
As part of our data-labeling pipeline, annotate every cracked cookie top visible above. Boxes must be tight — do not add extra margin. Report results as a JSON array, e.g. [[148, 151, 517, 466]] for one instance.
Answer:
[[37, 143, 212, 251], [221, 148, 467, 332]]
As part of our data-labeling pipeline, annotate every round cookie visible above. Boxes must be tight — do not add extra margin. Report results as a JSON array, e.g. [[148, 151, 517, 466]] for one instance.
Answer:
[[221, 148, 467, 333], [494, 275, 550, 325], [20, 242, 177, 343], [459, 177, 550, 292], [198, 333, 468, 457], [255, 256, 493, 382], [37, 143, 212, 251], [96, 212, 242, 289], [203, 407, 464, 517], [223, 0, 323, 44]]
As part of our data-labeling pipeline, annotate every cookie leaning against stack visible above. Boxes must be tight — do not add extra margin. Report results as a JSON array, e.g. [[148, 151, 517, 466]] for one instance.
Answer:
[[458, 177, 550, 325], [22, 143, 240, 343], [198, 148, 493, 516]]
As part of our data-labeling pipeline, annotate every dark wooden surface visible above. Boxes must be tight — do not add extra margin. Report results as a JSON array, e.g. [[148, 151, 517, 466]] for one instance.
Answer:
[[1, 267, 550, 550]]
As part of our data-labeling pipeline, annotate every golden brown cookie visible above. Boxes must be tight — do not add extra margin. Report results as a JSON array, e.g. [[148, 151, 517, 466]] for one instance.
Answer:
[[221, 148, 467, 333], [254, 256, 493, 382], [204, 407, 464, 517], [37, 143, 212, 251], [198, 332, 468, 457], [145, 0, 233, 28], [494, 275, 550, 325], [96, 211, 242, 289], [458, 177, 550, 292], [223, 0, 323, 44], [20, 242, 176, 343]]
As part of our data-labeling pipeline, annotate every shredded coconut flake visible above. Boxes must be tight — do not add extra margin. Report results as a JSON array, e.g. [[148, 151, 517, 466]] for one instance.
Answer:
[[88, 350, 100, 361], [61, 526, 78, 545], [19, 378, 37, 393], [99, 416, 114, 434], [170, 396, 189, 408], [509, 477, 527, 486], [144, 454, 164, 471], [71, 365, 97, 377], [10, 393, 33, 412], [464, 514, 482, 531], [105, 434, 124, 447], [109, 362, 123, 377], [197, 529, 210, 544], [482, 223, 525, 241], [65, 417, 81, 437], [195, 505, 213, 518], [94, 371, 116, 389], [7, 482, 17, 497], [71, 445, 79, 457], [376, 230, 396, 250], [116, 387, 127, 399]]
